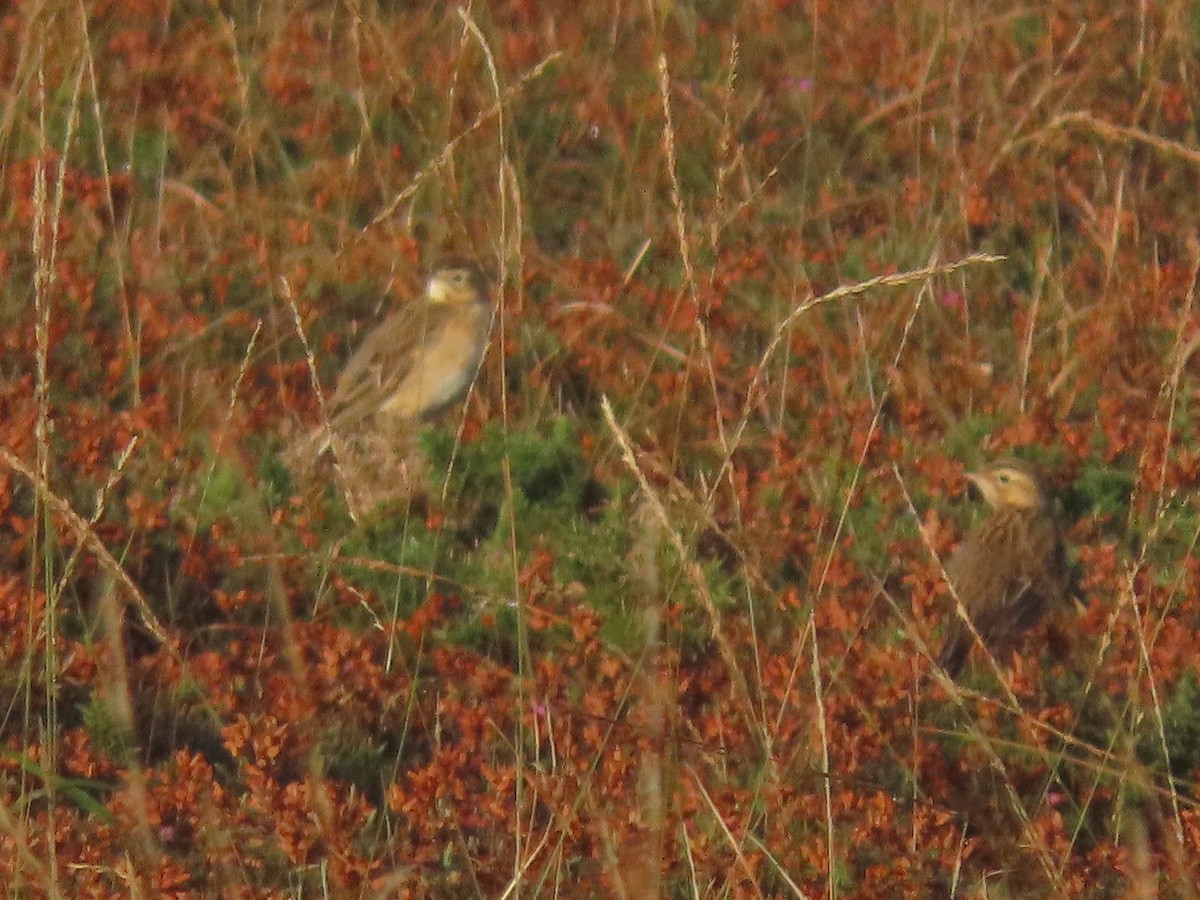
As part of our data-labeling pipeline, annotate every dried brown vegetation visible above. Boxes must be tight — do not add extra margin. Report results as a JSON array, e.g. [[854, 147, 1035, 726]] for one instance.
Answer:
[[2, 0, 1200, 895]]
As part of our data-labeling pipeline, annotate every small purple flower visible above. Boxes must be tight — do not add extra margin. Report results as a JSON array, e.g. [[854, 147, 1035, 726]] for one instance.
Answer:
[[940, 291, 965, 313]]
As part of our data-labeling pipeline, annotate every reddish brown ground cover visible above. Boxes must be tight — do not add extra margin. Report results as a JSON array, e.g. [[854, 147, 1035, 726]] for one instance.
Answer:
[[1, 0, 1199, 895]]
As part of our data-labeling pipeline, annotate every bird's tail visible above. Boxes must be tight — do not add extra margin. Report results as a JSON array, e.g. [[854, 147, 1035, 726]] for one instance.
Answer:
[[282, 423, 335, 475], [305, 423, 334, 458], [936, 626, 971, 679]]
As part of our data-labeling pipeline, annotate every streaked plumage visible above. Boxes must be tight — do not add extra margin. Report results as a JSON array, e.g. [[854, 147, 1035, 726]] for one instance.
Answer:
[[937, 459, 1071, 678], [311, 262, 491, 452]]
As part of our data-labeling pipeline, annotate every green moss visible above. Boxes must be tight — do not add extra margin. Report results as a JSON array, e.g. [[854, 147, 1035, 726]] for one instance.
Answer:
[[1066, 460, 1135, 523], [422, 417, 592, 533], [131, 128, 171, 191], [321, 722, 389, 799], [552, 493, 638, 642], [258, 447, 294, 515], [335, 511, 444, 627], [321, 419, 629, 649], [1009, 13, 1046, 57], [82, 694, 138, 766], [941, 413, 1004, 466], [1156, 671, 1200, 779]]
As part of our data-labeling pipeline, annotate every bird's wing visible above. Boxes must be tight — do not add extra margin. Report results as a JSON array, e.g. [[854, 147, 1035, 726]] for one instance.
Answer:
[[936, 625, 972, 678], [939, 569, 1035, 677], [937, 506, 1069, 677], [1025, 515, 1073, 610], [940, 522, 1036, 666], [938, 537, 987, 675], [377, 300, 488, 420], [326, 303, 451, 429]]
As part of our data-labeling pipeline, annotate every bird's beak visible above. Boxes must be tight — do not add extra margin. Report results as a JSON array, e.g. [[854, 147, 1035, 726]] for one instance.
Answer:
[[965, 470, 997, 507]]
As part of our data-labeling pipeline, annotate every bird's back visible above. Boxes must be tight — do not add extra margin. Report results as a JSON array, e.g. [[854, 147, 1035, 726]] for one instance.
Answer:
[[939, 505, 1068, 676]]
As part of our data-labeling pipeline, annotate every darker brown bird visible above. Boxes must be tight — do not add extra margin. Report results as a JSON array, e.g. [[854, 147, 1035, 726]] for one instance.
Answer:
[[936, 458, 1072, 679], [309, 260, 491, 454]]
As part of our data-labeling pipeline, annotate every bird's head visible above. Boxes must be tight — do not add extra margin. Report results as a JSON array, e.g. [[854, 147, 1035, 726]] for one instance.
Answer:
[[966, 458, 1047, 511], [427, 262, 488, 306]]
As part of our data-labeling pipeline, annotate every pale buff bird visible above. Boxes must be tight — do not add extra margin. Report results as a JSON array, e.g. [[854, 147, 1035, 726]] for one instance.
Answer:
[[937, 458, 1072, 678], [308, 261, 491, 454]]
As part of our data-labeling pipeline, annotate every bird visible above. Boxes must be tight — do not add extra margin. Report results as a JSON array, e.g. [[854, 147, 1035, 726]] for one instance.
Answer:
[[936, 458, 1072, 679], [308, 260, 491, 455]]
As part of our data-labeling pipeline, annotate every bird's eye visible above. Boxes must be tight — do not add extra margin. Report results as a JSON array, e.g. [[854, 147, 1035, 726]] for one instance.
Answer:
[[997, 472, 1010, 483]]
